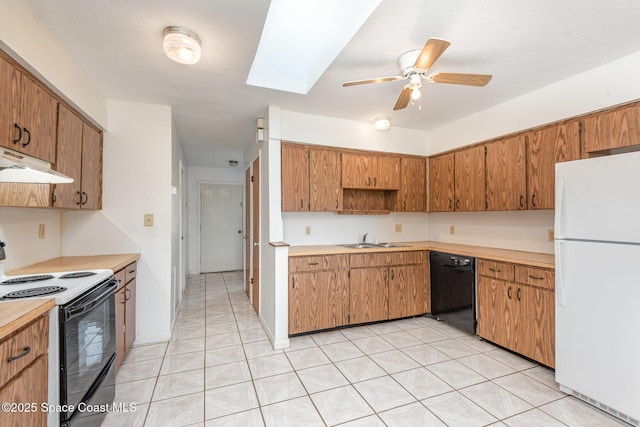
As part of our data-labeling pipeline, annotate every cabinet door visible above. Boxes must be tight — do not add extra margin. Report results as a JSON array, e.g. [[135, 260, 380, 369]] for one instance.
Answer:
[[485, 135, 527, 210], [80, 122, 102, 210], [125, 279, 137, 354], [281, 143, 309, 211], [309, 147, 342, 211], [17, 73, 58, 163], [341, 152, 373, 189], [289, 270, 346, 334], [388, 264, 425, 318], [517, 285, 555, 368], [54, 105, 83, 209], [454, 145, 485, 211], [0, 355, 47, 427], [376, 155, 399, 190], [349, 267, 388, 324], [0, 56, 19, 152], [428, 153, 454, 212], [477, 276, 511, 348], [0, 183, 50, 207], [526, 121, 580, 209], [398, 157, 426, 212], [582, 103, 640, 154], [115, 286, 126, 371]]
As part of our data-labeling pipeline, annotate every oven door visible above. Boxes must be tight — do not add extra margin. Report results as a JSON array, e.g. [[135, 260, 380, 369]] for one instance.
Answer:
[[59, 278, 117, 424]]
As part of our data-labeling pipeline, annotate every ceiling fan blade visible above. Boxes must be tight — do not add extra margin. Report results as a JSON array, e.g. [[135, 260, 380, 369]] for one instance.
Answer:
[[393, 86, 412, 110], [342, 76, 404, 87], [414, 38, 451, 71], [429, 72, 492, 86]]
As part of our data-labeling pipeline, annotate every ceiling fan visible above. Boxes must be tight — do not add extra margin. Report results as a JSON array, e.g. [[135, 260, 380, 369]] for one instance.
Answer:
[[343, 38, 492, 111]]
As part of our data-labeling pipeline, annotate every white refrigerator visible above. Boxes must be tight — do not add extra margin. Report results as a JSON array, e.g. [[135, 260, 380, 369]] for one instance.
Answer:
[[555, 151, 640, 426]]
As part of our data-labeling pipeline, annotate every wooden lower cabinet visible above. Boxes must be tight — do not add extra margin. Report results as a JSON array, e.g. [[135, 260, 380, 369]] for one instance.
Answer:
[[115, 262, 138, 370], [289, 255, 348, 334], [288, 251, 429, 334], [348, 266, 388, 324], [477, 259, 555, 367], [0, 314, 49, 427]]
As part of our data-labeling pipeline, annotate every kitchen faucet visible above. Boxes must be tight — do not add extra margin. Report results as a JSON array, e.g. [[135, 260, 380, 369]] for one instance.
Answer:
[[362, 233, 368, 243]]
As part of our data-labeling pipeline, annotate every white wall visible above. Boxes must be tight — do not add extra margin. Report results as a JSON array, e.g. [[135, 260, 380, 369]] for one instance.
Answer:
[[171, 117, 187, 325], [0, 0, 107, 128], [0, 208, 62, 272], [186, 166, 245, 275], [97, 99, 174, 344]]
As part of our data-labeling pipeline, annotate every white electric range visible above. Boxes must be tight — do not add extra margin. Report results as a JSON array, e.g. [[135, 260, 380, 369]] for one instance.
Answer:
[[0, 267, 117, 427]]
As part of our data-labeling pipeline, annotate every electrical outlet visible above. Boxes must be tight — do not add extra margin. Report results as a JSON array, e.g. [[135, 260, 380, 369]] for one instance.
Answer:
[[144, 214, 154, 227], [304, 226, 311, 236], [38, 224, 45, 239], [450, 225, 455, 235], [394, 224, 402, 233], [548, 229, 554, 241]]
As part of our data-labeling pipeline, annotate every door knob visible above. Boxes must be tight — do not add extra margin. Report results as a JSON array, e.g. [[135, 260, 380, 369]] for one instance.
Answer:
[[254, 242, 260, 246]]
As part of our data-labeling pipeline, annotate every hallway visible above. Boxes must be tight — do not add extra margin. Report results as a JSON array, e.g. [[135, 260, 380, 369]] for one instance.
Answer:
[[103, 271, 624, 426]]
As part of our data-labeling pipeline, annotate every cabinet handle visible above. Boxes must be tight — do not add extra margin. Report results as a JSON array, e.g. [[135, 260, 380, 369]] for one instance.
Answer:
[[300, 199, 303, 209], [519, 195, 524, 209], [507, 286, 512, 299], [21, 128, 31, 147], [128, 269, 136, 274], [384, 269, 387, 280], [532, 194, 537, 207], [391, 269, 394, 280], [307, 262, 318, 266], [529, 275, 544, 280], [403, 200, 407, 210], [81, 192, 88, 205], [7, 346, 31, 363], [367, 177, 371, 186], [75, 191, 82, 206], [448, 199, 452, 210], [516, 288, 521, 301], [291, 278, 296, 289], [125, 288, 131, 301], [373, 177, 377, 186], [455, 199, 460, 210], [489, 267, 501, 273], [12, 123, 21, 143]]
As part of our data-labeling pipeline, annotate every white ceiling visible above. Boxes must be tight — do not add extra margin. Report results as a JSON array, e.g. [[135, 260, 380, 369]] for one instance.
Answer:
[[25, 0, 640, 168]]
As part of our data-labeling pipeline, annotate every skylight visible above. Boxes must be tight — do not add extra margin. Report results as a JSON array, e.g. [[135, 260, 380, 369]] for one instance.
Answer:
[[246, 0, 382, 94]]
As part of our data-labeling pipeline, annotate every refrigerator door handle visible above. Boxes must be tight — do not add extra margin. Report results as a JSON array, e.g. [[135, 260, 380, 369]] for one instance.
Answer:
[[555, 171, 567, 239], [555, 240, 567, 306]]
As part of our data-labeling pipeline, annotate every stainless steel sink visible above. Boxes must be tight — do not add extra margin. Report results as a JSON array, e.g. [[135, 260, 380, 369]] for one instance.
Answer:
[[374, 242, 411, 248], [340, 243, 377, 249]]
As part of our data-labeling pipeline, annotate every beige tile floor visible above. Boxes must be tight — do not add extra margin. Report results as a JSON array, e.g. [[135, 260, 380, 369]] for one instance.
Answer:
[[103, 271, 628, 427]]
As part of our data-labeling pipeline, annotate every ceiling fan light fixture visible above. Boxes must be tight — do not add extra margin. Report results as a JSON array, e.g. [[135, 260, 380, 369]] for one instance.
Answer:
[[410, 87, 421, 100], [163, 26, 201, 64], [374, 117, 390, 131]]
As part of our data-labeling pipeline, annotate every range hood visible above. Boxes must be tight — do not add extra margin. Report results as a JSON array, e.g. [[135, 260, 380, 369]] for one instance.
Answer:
[[0, 148, 73, 184]]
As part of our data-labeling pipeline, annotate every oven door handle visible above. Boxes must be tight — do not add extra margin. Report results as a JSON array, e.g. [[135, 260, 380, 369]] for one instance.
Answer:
[[64, 279, 118, 321]]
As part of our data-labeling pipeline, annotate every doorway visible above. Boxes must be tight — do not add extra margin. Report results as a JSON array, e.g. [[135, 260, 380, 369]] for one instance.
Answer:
[[200, 183, 243, 273], [251, 157, 260, 313]]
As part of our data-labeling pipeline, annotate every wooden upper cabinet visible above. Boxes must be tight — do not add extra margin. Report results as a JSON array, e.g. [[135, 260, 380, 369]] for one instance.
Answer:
[[0, 55, 57, 163], [428, 153, 454, 212], [309, 147, 342, 211], [454, 145, 486, 211], [54, 105, 83, 208], [582, 102, 640, 154], [54, 107, 102, 210], [342, 152, 399, 190], [526, 120, 580, 209], [485, 135, 527, 211], [281, 143, 310, 211], [397, 156, 426, 212], [80, 122, 102, 210]]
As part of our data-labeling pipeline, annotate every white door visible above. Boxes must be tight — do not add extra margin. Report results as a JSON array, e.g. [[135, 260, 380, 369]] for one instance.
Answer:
[[200, 183, 243, 272]]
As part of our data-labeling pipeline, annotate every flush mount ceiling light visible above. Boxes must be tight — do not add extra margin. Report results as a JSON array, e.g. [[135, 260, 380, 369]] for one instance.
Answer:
[[163, 26, 201, 64], [374, 117, 390, 131], [228, 160, 239, 167]]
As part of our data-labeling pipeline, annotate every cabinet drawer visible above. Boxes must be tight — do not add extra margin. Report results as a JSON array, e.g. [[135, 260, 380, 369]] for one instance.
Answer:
[[0, 316, 48, 386], [349, 253, 388, 268], [387, 251, 424, 266], [114, 268, 126, 290], [289, 255, 346, 272], [124, 262, 137, 283], [478, 259, 515, 281], [515, 265, 555, 290]]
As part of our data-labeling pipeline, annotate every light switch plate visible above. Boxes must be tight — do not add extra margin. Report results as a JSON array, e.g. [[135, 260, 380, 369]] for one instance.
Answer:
[[304, 226, 311, 236], [39, 224, 45, 239], [144, 214, 154, 227], [450, 225, 455, 235], [394, 224, 402, 233], [548, 229, 554, 241]]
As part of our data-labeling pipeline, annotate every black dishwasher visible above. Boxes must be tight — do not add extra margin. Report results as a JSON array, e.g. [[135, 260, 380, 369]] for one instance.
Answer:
[[430, 251, 476, 334]]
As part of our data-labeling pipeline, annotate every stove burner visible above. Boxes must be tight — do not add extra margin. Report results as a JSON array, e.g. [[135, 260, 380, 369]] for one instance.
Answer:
[[59, 271, 98, 279], [1, 274, 54, 285], [0, 286, 67, 300]]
